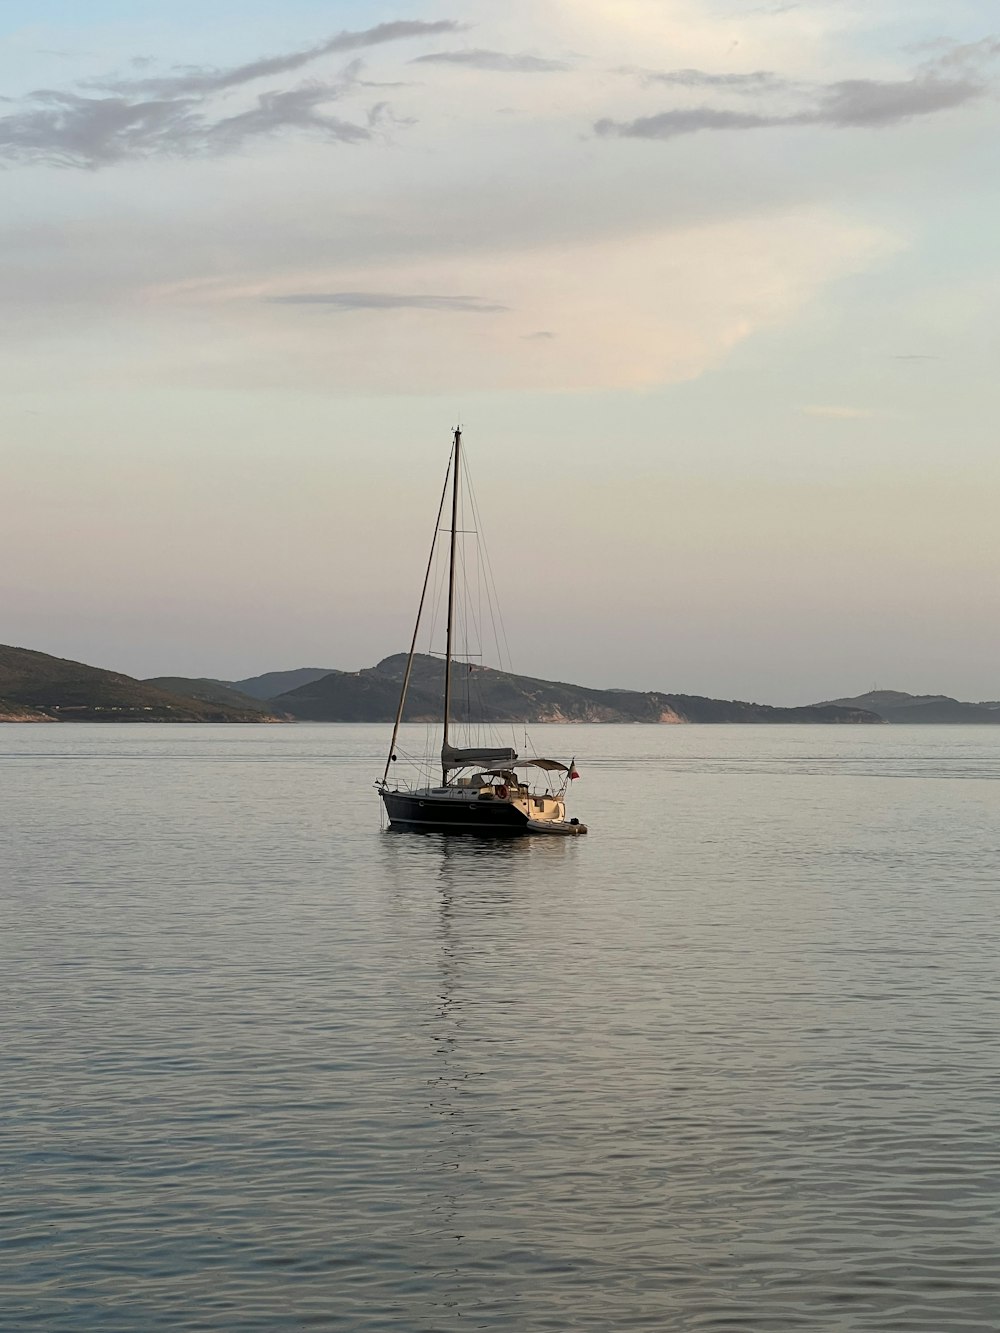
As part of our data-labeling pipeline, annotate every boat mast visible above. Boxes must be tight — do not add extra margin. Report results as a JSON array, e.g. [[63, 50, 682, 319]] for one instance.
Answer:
[[380, 438, 455, 787], [442, 425, 462, 785]]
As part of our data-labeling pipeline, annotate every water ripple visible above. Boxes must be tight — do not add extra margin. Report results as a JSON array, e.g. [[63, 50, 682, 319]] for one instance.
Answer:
[[2, 723, 999, 1329]]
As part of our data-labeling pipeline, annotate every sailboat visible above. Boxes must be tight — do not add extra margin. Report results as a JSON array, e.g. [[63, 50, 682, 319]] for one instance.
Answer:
[[377, 427, 588, 835]]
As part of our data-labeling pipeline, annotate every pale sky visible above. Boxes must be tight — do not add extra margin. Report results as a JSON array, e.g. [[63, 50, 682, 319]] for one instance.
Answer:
[[2, 0, 998, 703]]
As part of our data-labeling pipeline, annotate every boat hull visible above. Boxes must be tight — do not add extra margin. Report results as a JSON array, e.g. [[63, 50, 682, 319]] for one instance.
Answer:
[[381, 790, 530, 834]]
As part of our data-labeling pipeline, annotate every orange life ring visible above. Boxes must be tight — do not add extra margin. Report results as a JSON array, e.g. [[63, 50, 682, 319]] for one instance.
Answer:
[[497, 784, 509, 799]]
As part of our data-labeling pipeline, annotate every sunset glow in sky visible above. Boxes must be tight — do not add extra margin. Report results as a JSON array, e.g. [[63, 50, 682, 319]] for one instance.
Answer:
[[2, 1, 998, 701]]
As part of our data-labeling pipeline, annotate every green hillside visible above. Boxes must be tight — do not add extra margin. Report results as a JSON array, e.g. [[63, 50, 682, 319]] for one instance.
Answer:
[[145, 676, 281, 715], [232, 667, 339, 700], [274, 668, 435, 722], [274, 653, 881, 724], [819, 690, 1000, 724], [0, 645, 278, 722]]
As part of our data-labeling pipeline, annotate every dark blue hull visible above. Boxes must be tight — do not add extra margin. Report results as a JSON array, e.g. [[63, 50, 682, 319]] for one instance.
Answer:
[[381, 790, 530, 834]]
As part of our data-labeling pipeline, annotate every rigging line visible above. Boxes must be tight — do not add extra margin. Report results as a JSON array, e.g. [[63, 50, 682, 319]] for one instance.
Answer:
[[462, 471, 480, 743], [461, 458, 482, 746], [461, 448, 495, 748], [479, 566, 501, 752], [381, 440, 455, 786], [464, 462, 513, 675], [469, 453, 490, 746], [460, 450, 505, 748], [421, 544, 449, 773], [464, 468, 517, 754], [464, 455, 482, 741], [457, 465, 470, 737], [427, 533, 447, 659]]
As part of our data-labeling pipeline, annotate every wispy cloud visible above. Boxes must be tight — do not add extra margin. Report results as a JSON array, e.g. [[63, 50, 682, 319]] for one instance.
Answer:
[[640, 68, 783, 91], [411, 49, 570, 73], [263, 292, 508, 313], [205, 85, 373, 149], [92, 21, 463, 98], [817, 75, 980, 126], [0, 81, 368, 166], [0, 20, 459, 168], [925, 35, 1000, 75], [596, 73, 983, 140], [598, 107, 773, 138]]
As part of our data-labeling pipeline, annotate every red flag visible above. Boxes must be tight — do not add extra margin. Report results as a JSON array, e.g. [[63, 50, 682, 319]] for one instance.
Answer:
[[569, 763, 580, 780]]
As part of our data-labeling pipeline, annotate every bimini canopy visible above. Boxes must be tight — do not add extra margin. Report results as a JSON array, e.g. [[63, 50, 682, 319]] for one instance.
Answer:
[[486, 758, 570, 774], [442, 744, 518, 773]]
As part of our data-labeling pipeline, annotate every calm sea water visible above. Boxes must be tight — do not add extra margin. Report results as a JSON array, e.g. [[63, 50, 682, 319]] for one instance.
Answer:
[[3, 723, 999, 1331]]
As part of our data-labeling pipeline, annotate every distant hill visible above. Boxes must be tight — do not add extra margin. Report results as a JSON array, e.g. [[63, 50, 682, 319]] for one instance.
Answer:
[[231, 668, 339, 700], [276, 667, 426, 722], [144, 677, 281, 715], [19, 643, 978, 727], [0, 646, 279, 722], [819, 690, 1000, 724], [273, 653, 882, 724]]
